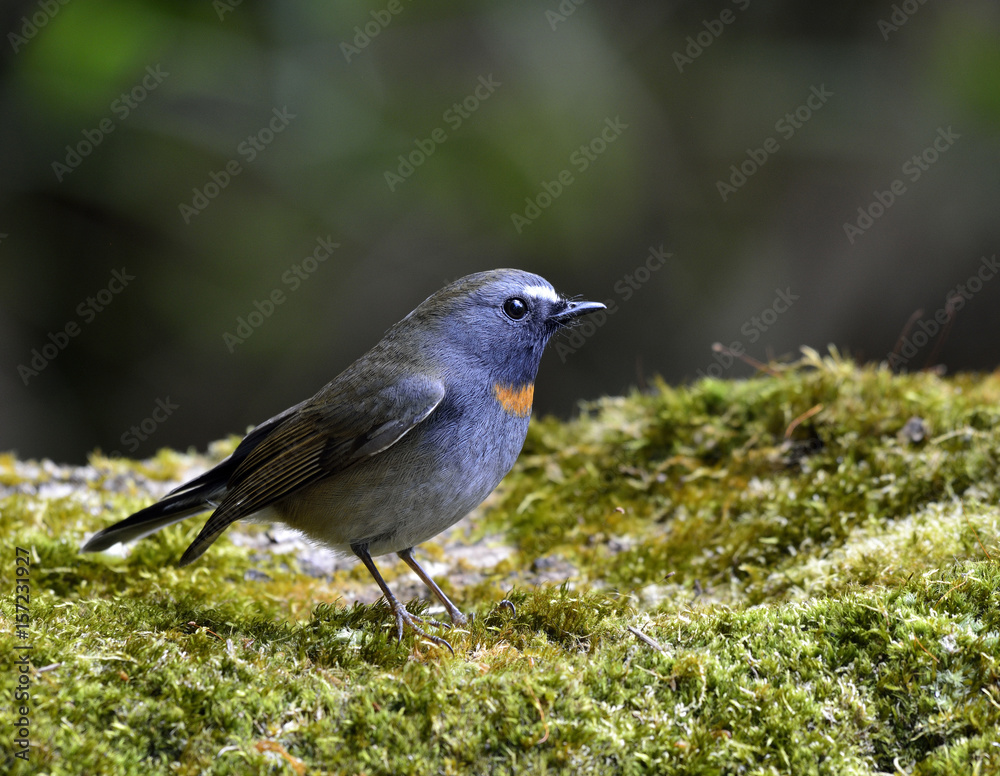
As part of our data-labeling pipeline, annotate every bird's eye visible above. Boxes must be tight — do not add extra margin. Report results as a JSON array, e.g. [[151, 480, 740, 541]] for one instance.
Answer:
[[502, 297, 528, 320]]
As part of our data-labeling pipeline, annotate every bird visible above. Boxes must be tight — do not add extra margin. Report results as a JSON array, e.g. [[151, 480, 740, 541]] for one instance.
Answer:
[[81, 269, 605, 651]]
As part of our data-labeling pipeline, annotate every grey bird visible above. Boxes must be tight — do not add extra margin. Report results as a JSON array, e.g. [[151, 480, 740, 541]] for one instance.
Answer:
[[81, 269, 605, 650]]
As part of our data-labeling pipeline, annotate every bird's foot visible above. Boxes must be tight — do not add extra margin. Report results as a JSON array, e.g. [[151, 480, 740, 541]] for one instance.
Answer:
[[442, 604, 468, 628], [390, 602, 455, 655]]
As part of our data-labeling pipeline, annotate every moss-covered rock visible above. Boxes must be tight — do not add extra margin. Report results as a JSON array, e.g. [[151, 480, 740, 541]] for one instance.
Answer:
[[3, 351, 998, 774]]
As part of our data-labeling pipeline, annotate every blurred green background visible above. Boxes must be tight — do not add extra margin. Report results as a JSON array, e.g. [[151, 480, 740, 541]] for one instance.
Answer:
[[2, 0, 999, 463]]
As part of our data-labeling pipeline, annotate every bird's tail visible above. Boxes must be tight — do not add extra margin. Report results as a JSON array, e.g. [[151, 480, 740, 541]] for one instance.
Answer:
[[80, 482, 222, 554], [81, 402, 300, 558]]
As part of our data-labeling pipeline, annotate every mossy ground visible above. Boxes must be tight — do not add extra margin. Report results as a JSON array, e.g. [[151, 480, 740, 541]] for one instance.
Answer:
[[3, 350, 999, 775]]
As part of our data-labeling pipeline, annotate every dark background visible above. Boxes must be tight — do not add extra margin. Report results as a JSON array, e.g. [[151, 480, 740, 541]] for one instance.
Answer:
[[2, 0, 998, 464]]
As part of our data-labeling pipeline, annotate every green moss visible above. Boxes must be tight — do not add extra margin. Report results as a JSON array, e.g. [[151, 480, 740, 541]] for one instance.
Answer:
[[487, 350, 1000, 608], [2, 352, 999, 774]]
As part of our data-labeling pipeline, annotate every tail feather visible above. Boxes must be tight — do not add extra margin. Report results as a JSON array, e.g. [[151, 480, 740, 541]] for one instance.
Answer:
[[177, 511, 234, 567], [80, 487, 219, 554], [82, 402, 302, 558]]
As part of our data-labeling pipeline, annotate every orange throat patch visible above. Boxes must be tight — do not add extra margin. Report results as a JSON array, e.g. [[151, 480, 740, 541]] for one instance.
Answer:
[[493, 383, 534, 418]]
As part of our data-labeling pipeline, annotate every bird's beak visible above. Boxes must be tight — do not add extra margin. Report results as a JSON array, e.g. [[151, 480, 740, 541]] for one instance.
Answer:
[[549, 299, 606, 323]]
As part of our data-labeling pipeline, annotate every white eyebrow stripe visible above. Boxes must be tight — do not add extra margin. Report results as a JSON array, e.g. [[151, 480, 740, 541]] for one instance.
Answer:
[[522, 284, 559, 302]]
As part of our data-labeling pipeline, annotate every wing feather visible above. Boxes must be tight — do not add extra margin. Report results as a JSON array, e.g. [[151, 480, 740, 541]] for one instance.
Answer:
[[178, 372, 445, 566]]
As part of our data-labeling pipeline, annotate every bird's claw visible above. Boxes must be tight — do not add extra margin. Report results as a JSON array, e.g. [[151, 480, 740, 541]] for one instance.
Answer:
[[391, 604, 455, 655], [496, 599, 516, 617]]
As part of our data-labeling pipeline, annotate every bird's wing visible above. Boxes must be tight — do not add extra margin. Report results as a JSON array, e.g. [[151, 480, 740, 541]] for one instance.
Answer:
[[165, 398, 309, 499], [178, 371, 445, 565]]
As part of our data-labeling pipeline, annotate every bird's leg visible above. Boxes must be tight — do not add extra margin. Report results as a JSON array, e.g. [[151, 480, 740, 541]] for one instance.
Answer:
[[398, 547, 468, 627], [351, 543, 454, 654]]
